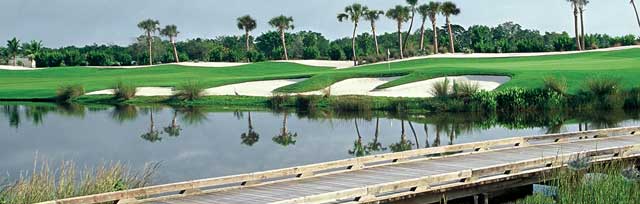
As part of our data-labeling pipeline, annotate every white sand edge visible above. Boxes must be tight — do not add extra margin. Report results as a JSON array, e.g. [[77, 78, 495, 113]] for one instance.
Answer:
[[86, 75, 510, 98]]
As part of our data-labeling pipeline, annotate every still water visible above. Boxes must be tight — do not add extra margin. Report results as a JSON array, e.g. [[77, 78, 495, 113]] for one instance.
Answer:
[[2, 104, 640, 185]]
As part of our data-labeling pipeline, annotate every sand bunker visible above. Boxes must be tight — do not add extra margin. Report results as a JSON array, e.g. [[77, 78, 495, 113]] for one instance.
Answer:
[[86, 75, 510, 98], [204, 79, 306, 97], [370, 75, 510, 98]]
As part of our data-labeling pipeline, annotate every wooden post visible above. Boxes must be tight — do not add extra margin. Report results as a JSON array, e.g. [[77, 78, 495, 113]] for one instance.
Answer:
[[473, 194, 480, 204], [483, 193, 489, 204]]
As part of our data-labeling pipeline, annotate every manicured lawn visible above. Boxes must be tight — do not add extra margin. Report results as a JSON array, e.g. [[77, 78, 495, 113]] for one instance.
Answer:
[[1, 48, 639, 99]]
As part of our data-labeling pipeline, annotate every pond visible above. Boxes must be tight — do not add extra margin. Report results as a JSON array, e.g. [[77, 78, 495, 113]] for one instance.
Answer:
[[1, 103, 640, 185]]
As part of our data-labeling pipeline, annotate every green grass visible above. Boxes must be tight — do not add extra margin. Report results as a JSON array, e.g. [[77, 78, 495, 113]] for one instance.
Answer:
[[1, 49, 639, 100]]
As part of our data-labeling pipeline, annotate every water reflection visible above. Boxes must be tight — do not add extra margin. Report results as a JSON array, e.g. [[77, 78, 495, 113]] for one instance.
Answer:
[[1, 103, 639, 183]]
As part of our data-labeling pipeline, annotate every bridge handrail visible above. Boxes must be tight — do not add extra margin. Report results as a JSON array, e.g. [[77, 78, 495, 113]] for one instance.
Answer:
[[38, 126, 639, 204]]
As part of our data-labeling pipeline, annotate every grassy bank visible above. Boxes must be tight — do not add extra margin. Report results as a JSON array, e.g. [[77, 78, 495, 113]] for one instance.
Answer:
[[1, 48, 639, 100], [0, 160, 157, 204], [517, 160, 640, 204]]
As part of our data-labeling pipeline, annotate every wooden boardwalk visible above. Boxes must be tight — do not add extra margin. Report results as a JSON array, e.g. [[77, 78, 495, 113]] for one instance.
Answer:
[[41, 127, 640, 204]]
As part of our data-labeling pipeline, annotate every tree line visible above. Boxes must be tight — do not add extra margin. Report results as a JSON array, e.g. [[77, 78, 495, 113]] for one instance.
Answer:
[[1, 0, 639, 67]]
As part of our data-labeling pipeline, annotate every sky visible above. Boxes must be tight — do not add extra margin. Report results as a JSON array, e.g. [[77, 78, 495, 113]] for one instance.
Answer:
[[1, 0, 639, 48]]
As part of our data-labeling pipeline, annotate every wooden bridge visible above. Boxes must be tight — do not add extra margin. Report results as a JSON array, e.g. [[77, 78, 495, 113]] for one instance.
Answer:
[[41, 127, 640, 204]]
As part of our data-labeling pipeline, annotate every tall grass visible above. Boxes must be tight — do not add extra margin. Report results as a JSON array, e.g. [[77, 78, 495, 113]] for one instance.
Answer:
[[112, 81, 137, 100], [585, 76, 620, 97], [174, 81, 205, 101], [56, 84, 85, 102], [516, 161, 640, 204], [430, 78, 451, 98], [452, 80, 480, 98], [0, 160, 158, 204], [543, 76, 568, 95]]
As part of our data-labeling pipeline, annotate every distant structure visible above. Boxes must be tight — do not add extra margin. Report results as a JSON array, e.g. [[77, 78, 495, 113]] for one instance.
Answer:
[[8, 57, 36, 68]]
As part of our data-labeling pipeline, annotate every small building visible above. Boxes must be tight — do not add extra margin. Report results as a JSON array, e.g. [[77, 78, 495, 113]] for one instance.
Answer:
[[9, 57, 36, 68]]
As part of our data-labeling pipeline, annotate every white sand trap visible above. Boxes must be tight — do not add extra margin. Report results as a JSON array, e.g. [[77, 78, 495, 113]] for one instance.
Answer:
[[301, 77, 401, 96], [0, 65, 42, 70], [86, 87, 174, 96], [370, 75, 511, 98], [278, 60, 354, 69], [204, 79, 307, 97]]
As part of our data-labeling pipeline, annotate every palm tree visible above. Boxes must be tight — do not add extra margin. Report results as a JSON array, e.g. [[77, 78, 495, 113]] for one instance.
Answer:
[[137, 19, 161, 65], [389, 120, 413, 152], [338, 3, 368, 66], [363, 10, 385, 55], [237, 15, 257, 55], [567, 0, 582, 50], [420, 2, 441, 53], [160, 25, 180, 63], [403, 0, 419, 50], [349, 119, 369, 157], [22, 40, 42, 68], [386, 5, 411, 59], [366, 117, 386, 153], [268, 15, 295, 60], [578, 0, 589, 50], [631, 0, 640, 30], [6, 38, 20, 66], [441, 2, 461, 53]]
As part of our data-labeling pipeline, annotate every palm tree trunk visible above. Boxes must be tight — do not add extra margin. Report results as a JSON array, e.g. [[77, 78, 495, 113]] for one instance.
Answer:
[[424, 123, 430, 148], [632, 0, 640, 30], [171, 110, 178, 128], [446, 17, 455, 53], [248, 112, 253, 129], [398, 22, 404, 59], [147, 32, 153, 65], [419, 19, 426, 51], [245, 30, 251, 63], [372, 22, 380, 55], [13, 55, 17, 66], [403, 10, 416, 51], [280, 30, 289, 60], [351, 23, 358, 66], [281, 112, 288, 135], [171, 37, 179, 63], [432, 20, 439, 54], [573, 7, 582, 51], [580, 9, 586, 50]]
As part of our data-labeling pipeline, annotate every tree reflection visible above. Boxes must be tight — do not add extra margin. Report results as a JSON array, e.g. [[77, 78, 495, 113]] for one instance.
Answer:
[[349, 119, 370, 157], [25, 105, 54, 125], [389, 120, 413, 153], [177, 106, 208, 125], [272, 112, 297, 146], [140, 109, 161, 143], [163, 110, 182, 137], [111, 104, 138, 123], [3, 106, 20, 128], [366, 117, 386, 153], [241, 112, 260, 146]]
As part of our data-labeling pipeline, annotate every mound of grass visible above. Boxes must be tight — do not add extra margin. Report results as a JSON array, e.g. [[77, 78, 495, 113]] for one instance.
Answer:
[[544, 76, 568, 95], [430, 78, 451, 98], [56, 84, 85, 102], [113, 81, 137, 100], [174, 81, 205, 101]]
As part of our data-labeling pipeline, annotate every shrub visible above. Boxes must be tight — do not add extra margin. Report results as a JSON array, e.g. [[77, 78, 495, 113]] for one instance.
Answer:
[[584, 76, 620, 97], [174, 81, 205, 101], [330, 97, 371, 112], [113, 82, 137, 100], [268, 94, 292, 108], [624, 87, 640, 109], [452, 80, 480, 98], [56, 84, 85, 102], [430, 78, 451, 98], [543, 76, 568, 95], [294, 95, 321, 111]]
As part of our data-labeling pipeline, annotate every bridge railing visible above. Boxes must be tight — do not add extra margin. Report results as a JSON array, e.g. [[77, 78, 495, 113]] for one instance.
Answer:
[[38, 126, 639, 204]]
